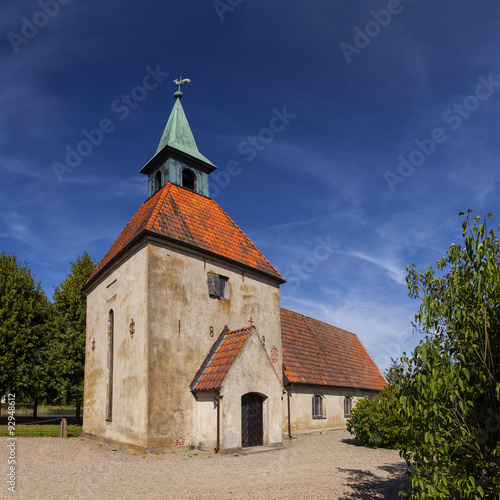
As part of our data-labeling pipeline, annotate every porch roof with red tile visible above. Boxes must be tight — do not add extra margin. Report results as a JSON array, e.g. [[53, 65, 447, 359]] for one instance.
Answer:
[[190, 326, 255, 391]]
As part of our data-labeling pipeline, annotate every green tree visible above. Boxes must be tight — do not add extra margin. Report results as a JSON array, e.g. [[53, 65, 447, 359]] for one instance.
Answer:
[[0, 252, 53, 417], [52, 252, 96, 424], [399, 211, 500, 499]]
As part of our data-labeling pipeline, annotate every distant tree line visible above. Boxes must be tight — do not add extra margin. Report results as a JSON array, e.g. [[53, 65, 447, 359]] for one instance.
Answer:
[[347, 211, 499, 499], [0, 251, 96, 423]]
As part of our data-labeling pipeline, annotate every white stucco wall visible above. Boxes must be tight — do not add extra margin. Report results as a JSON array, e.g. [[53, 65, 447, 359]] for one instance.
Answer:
[[191, 392, 217, 449], [83, 244, 149, 448], [283, 385, 377, 435]]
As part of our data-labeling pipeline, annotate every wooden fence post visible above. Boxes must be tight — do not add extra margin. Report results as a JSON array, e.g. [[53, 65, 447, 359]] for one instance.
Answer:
[[60, 418, 68, 438]]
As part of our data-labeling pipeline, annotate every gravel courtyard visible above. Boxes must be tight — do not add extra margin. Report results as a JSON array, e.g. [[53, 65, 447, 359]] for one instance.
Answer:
[[5, 430, 408, 499]]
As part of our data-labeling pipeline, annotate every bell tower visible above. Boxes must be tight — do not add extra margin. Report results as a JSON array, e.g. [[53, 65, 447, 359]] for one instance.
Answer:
[[140, 77, 217, 197]]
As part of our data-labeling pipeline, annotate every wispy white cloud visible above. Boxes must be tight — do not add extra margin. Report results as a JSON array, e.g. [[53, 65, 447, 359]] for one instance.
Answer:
[[350, 250, 407, 285]]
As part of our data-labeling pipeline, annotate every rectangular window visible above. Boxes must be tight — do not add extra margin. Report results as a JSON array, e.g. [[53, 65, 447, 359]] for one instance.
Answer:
[[219, 276, 228, 299], [207, 273, 228, 299]]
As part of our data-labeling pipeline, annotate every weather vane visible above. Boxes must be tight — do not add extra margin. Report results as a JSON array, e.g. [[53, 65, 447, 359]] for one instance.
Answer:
[[173, 76, 191, 98]]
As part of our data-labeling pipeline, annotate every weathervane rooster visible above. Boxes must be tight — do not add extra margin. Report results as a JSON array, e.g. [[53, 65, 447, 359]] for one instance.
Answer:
[[174, 77, 191, 91], [173, 76, 191, 99]]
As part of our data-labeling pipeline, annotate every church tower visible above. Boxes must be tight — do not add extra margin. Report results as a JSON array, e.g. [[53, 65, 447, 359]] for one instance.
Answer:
[[83, 81, 285, 452]]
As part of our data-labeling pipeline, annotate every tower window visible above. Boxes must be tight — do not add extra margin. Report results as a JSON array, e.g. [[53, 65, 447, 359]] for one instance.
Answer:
[[182, 168, 196, 191], [155, 171, 162, 192], [208, 273, 229, 299]]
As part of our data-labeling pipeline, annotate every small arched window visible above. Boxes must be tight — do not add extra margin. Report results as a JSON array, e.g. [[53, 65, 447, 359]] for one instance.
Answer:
[[312, 394, 325, 419], [155, 171, 162, 192], [344, 396, 353, 418], [182, 168, 196, 191], [106, 310, 114, 421]]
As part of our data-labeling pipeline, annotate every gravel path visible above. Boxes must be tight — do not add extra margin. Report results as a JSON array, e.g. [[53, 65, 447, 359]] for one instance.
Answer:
[[3, 430, 408, 499]]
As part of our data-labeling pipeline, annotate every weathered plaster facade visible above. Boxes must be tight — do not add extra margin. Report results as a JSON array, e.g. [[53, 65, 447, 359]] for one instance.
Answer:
[[146, 239, 282, 449], [83, 237, 283, 451], [83, 244, 150, 448], [283, 386, 377, 435]]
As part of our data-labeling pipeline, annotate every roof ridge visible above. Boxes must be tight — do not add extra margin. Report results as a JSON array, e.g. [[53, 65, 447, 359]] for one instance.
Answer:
[[85, 190, 163, 285], [165, 183, 284, 281], [146, 182, 172, 231], [216, 206, 284, 281], [190, 326, 255, 391], [355, 332, 387, 385], [190, 325, 229, 390], [280, 308, 386, 391]]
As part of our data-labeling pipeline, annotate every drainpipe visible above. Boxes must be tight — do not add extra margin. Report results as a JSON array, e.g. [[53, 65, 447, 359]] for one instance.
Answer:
[[214, 390, 220, 454], [286, 384, 293, 439]]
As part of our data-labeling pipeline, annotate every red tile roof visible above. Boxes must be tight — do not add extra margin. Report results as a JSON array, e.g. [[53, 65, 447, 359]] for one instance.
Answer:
[[190, 326, 254, 391], [281, 308, 386, 391], [86, 183, 284, 287], [192, 310, 386, 393]]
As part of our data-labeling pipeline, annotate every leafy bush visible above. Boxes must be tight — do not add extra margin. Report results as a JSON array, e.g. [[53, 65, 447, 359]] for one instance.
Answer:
[[347, 384, 403, 449]]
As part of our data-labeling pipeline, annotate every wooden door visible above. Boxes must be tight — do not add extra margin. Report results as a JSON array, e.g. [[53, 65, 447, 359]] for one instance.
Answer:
[[241, 393, 263, 447]]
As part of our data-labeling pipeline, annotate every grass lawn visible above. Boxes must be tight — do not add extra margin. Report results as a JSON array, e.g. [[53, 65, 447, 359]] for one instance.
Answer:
[[0, 403, 80, 416], [0, 412, 82, 438]]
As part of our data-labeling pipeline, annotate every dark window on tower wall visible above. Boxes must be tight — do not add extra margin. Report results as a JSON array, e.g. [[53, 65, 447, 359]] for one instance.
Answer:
[[182, 168, 196, 191], [155, 171, 162, 193], [208, 273, 229, 299]]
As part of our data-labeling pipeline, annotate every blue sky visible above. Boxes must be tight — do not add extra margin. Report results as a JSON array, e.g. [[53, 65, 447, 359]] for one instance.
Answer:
[[1, 0, 499, 373]]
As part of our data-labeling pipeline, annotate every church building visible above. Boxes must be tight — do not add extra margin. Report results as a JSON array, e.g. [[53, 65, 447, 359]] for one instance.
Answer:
[[82, 81, 386, 453]]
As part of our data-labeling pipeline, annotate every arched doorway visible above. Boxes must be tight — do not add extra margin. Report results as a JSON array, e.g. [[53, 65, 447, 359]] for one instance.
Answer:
[[241, 393, 264, 447]]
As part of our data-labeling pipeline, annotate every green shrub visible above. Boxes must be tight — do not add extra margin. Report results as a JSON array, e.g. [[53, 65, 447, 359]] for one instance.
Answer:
[[347, 384, 403, 449]]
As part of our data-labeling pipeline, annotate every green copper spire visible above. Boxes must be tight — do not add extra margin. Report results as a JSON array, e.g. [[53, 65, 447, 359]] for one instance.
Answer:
[[140, 78, 217, 199], [155, 79, 215, 167]]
